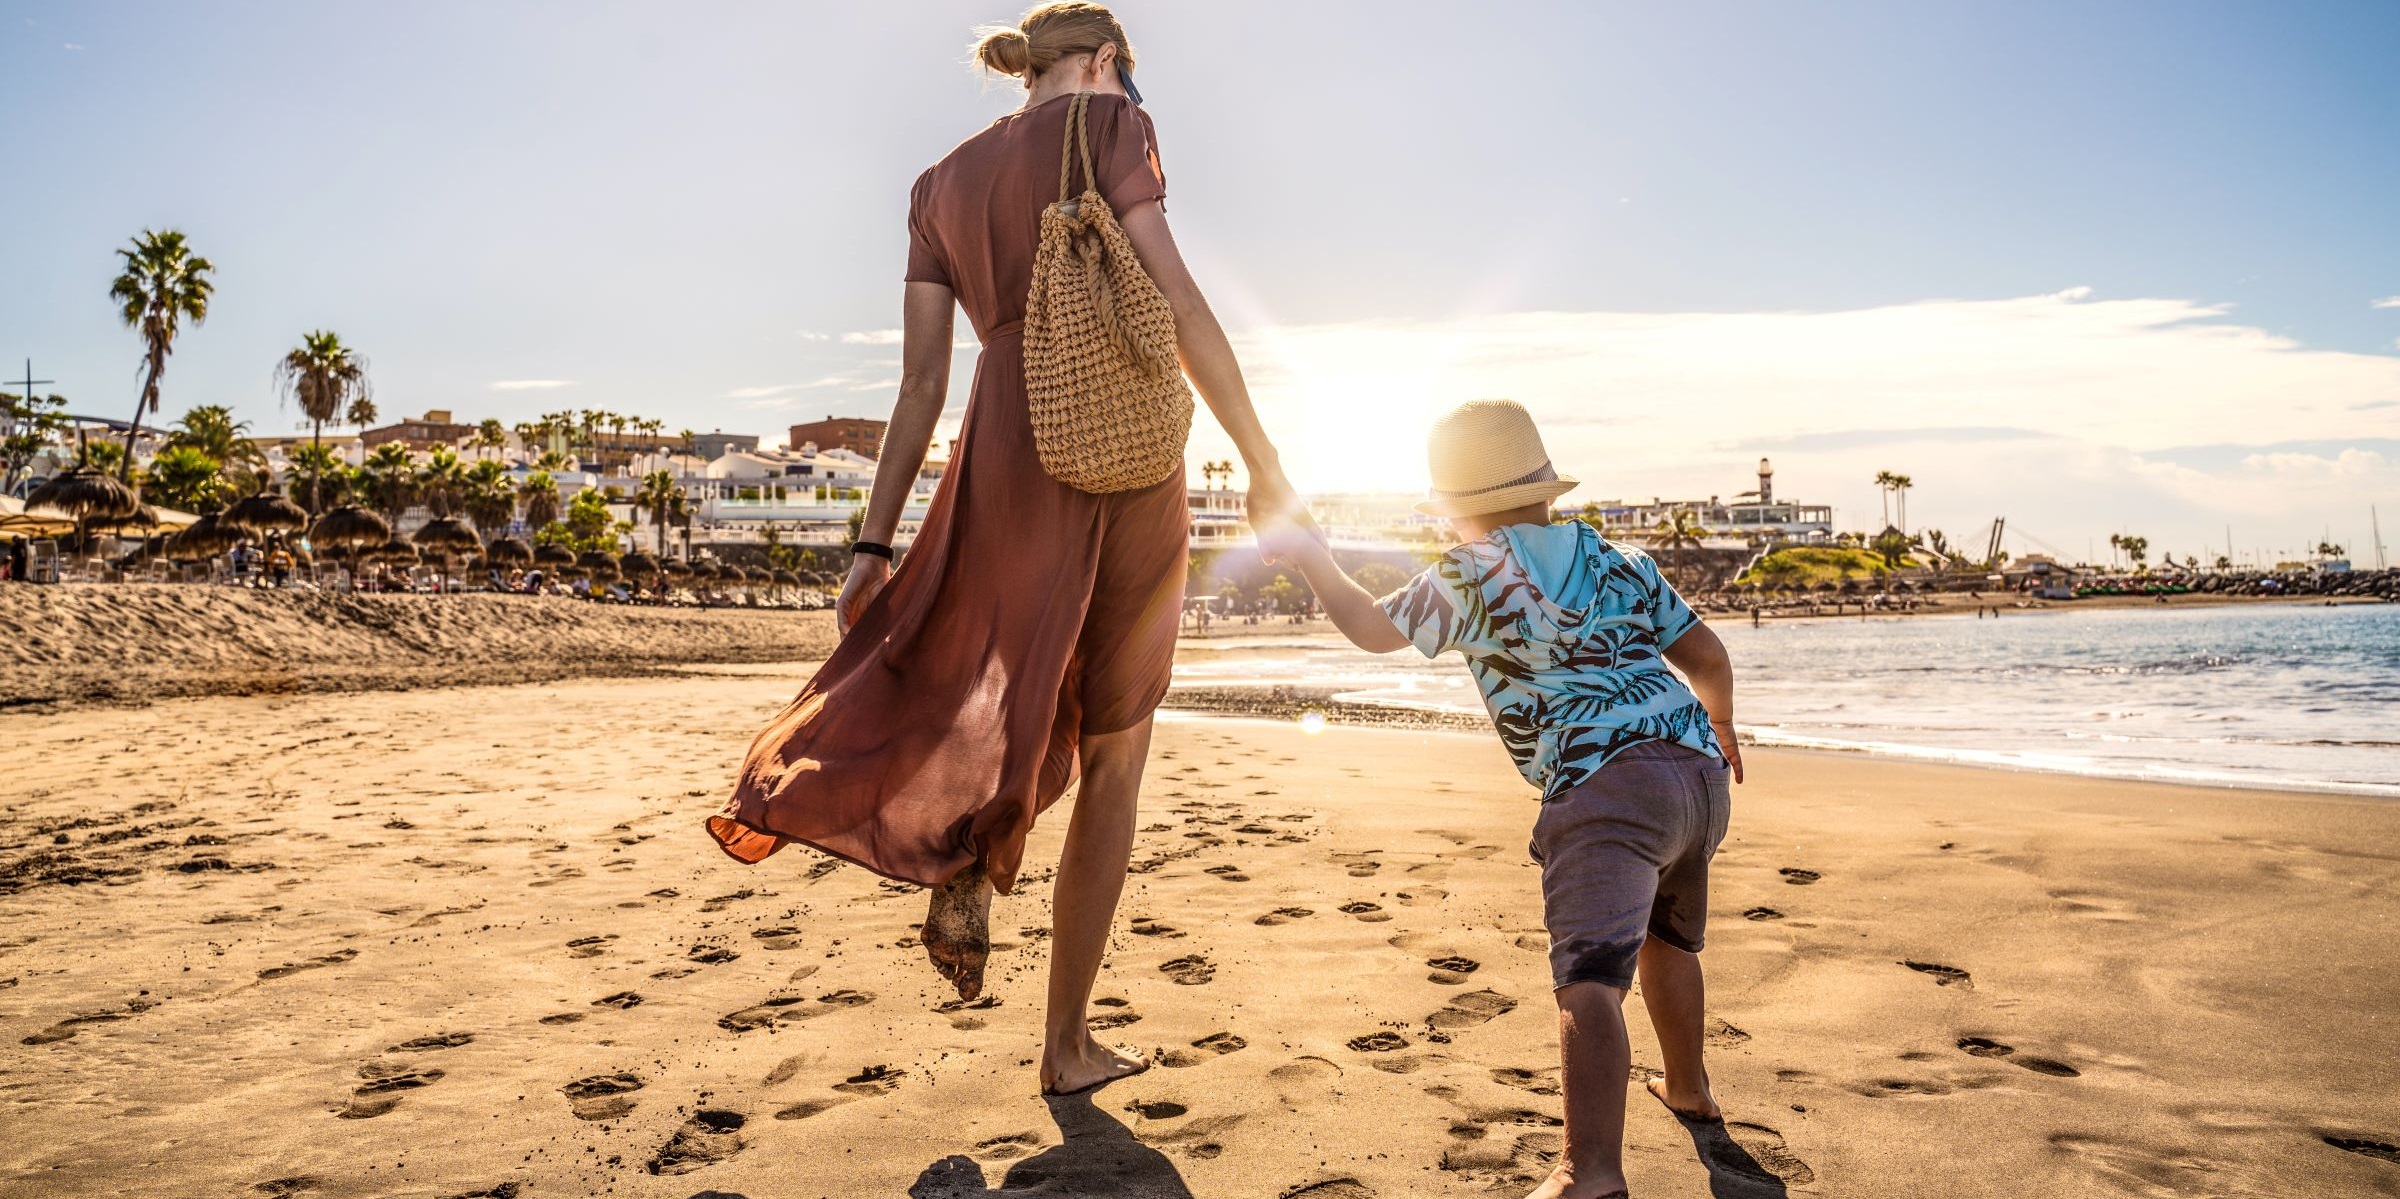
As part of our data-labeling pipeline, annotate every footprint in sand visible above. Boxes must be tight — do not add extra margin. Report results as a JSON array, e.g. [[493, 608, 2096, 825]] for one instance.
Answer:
[[1428, 989, 1519, 1032], [1159, 955, 1215, 985], [1338, 902, 1391, 923], [1439, 1125, 1561, 1191], [717, 989, 876, 1033], [1255, 907, 1314, 926], [1333, 854, 1382, 878], [831, 1064, 904, 1096], [1395, 888, 1447, 906], [1901, 960, 1973, 988], [1425, 956, 1481, 985], [1269, 1056, 1345, 1107], [20, 995, 163, 1045], [1203, 864, 1251, 882], [561, 1072, 644, 1120], [1491, 1066, 1561, 1095], [1087, 1002, 1144, 1030], [1707, 1019, 1751, 1049], [1158, 1031, 1247, 1067], [687, 943, 741, 965], [538, 1012, 586, 1026], [2325, 1136, 2400, 1164], [647, 1109, 746, 1175], [1347, 1031, 1409, 1052], [564, 935, 616, 958], [339, 1062, 444, 1119], [974, 1131, 1044, 1161], [1123, 1098, 1189, 1120], [1129, 916, 1186, 939], [1693, 1121, 1816, 1188], [773, 1097, 848, 1121], [259, 949, 357, 980], [1743, 906, 1786, 921], [591, 990, 644, 1010], [1956, 1036, 2079, 1077], [1778, 867, 1821, 885], [749, 926, 804, 950], [387, 1032, 473, 1052], [1280, 1181, 1377, 1199], [251, 1176, 326, 1196]]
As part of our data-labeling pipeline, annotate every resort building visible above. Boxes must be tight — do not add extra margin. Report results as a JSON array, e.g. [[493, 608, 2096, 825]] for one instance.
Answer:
[[361, 410, 475, 452], [788, 415, 887, 458], [689, 430, 760, 461], [1569, 458, 1836, 545]]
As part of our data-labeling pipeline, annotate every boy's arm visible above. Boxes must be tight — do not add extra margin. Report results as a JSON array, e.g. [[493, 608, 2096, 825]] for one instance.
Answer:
[[1663, 621, 1744, 783], [1269, 533, 1412, 654]]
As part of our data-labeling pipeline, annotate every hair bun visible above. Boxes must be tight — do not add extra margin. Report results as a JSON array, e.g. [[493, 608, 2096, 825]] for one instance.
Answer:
[[974, 26, 1032, 76]]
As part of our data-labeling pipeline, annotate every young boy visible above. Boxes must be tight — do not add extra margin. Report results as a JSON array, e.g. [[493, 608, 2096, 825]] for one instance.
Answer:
[[1259, 399, 1742, 1199]]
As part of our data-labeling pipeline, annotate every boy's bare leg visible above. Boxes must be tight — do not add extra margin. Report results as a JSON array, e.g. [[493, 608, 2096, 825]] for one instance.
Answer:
[[1038, 718, 1153, 1095], [1637, 936, 1722, 1121], [1527, 981, 1632, 1199]]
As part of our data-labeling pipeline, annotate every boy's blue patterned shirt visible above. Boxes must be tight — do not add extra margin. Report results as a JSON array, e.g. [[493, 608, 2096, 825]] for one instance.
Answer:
[[1377, 520, 1722, 798]]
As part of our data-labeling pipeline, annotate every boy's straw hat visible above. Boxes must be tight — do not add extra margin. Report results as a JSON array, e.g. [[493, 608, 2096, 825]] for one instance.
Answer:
[[1414, 399, 1579, 518]]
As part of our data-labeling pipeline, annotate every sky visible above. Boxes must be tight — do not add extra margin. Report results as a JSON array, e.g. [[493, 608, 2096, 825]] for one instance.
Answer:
[[4, 0, 2397, 565]]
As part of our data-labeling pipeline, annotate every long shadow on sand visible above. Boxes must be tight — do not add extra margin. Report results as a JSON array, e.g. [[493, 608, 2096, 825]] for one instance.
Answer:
[[909, 1092, 1195, 1198]]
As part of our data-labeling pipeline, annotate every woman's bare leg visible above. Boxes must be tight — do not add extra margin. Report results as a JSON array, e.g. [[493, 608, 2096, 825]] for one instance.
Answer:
[[1038, 717, 1154, 1094]]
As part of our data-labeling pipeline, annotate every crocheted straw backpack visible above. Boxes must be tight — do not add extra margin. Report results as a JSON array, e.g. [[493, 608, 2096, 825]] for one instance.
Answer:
[[1022, 91, 1194, 493]]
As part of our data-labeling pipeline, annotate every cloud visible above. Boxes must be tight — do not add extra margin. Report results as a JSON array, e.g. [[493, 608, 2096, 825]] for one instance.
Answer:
[[62, 42, 82, 50], [488, 379, 573, 391], [726, 384, 799, 399], [2372, 297, 2400, 310], [1202, 289, 2400, 554], [840, 329, 904, 345]]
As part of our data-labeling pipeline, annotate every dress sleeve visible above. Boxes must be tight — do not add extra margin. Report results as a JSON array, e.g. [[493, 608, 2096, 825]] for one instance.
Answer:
[[903, 167, 950, 287], [1087, 94, 1165, 212]]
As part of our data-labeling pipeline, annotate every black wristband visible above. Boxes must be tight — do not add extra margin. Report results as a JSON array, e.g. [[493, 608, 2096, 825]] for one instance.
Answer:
[[850, 541, 894, 560]]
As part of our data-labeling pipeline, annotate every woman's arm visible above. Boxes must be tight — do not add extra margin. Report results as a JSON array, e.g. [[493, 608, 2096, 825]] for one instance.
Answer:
[[1116, 202, 1297, 518], [837, 281, 955, 633]]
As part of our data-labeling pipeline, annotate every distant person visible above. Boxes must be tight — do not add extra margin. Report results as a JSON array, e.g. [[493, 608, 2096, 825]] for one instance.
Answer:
[[710, 1, 1302, 1098], [1259, 400, 1744, 1199], [6, 535, 25, 583], [265, 540, 294, 588]]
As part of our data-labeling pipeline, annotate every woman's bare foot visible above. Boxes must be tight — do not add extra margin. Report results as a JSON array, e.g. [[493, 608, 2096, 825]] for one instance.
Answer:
[[1644, 1073, 1721, 1122], [1038, 1032, 1149, 1095], [1522, 1163, 1630, 1199], [922, 862, 991, 1001]]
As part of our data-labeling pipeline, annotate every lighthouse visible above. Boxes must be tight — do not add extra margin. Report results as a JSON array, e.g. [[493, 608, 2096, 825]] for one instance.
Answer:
[[1758, 458, 1774, 506]]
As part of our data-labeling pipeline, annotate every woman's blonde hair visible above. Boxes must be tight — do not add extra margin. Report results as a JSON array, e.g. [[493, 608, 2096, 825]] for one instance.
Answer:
[[972, 2, 1135, 80]]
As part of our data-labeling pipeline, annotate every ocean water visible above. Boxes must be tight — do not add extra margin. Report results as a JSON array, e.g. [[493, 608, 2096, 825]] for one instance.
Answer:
[[1170, 603, 2400, 797]]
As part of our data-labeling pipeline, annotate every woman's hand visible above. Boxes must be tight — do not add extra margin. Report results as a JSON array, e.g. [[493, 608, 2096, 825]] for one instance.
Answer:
[[837, 556, 892, 635]]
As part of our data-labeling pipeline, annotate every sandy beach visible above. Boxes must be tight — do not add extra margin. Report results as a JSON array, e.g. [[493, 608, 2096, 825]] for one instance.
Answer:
[[4, 661, 2396, 1198]]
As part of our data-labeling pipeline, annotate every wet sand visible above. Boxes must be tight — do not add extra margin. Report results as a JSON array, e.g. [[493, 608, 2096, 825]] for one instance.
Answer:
[[3, 667, 2397, 1197]]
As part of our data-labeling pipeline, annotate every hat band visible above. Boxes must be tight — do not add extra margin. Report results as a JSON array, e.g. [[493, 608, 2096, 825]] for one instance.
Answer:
[[1431, 460, 1557, 499]]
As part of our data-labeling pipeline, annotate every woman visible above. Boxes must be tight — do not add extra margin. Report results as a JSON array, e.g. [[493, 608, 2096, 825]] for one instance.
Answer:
[[707, 2, 1296, 1096]]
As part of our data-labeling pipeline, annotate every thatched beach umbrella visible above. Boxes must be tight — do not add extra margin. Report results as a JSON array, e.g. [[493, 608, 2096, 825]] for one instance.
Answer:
[[414, 517, 480, 557], [310, 505, 390, 555], [170, 512, 244, 559], [484, 537, 534, 567], [27, 465, 139, 551], [688, 561, 719, 582], [771, 568, 800, 588], [577, 550, 620, 583], [533, 542, 575, 569], [222, 485, 309, 538], [619, 549, 661, 579], [374, 536, 421, 565], [720, 564, 751, 586], [661, 557, 693, 578]]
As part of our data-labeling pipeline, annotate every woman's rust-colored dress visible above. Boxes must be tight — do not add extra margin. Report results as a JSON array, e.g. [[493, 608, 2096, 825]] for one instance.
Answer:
[[708, 93, 1187, 896]]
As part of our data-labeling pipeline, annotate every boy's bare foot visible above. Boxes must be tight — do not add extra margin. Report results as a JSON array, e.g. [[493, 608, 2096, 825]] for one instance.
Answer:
[[1522, 1163, 1630, 1199], [1644, 1073, 1722, 1123], [1039, 1033, 1149, 1095], [922, 862, 991, 1001]]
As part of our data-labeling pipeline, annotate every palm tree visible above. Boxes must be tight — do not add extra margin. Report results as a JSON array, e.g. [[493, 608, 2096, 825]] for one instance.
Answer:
[[1871, 471, 1901, 530], [1653, 509, 1707, 589], [361, 442, 418, 521], [164, 405, 264, 471], [1888, 473, 1912, 532], [462, 458, 515, 535], [415, 446, 468, 518], [470, 418, 509, 461], [633, 469, 686, 554], [109, 229, 216, 483], [273, 330, 372, 513], [144, 445, 230, 514], [517, 469, 562, 532], [345, 394, 378, 432]]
